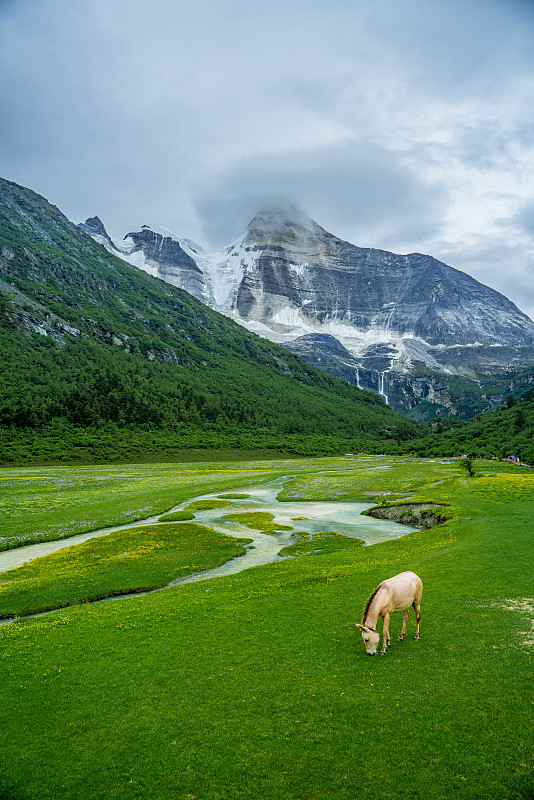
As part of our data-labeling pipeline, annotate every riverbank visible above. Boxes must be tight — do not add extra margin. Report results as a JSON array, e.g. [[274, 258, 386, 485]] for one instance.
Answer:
[[0, 474, 415, 620]]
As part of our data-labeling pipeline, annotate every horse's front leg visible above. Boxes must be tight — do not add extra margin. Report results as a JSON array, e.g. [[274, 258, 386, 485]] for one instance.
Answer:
[[398, 609, 409, 641], [380, 612, 390, 655]]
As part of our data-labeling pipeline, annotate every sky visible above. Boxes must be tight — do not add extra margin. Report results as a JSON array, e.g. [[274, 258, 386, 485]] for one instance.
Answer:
[[1, 0, 534, 318]]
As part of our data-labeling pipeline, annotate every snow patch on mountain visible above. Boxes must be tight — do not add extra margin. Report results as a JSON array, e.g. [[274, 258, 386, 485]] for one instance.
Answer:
[[117, 239, 159, 277], [188, 232, 254, 310], [79, 206, 534, 382]]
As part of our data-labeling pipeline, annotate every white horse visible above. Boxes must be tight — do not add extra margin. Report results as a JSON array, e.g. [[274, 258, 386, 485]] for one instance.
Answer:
[[356, 571, 423, 656]]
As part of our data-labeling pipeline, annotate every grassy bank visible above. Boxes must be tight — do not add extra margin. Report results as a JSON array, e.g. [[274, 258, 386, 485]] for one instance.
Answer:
[[0, 456, 532, 800], [0, 523, 249, 619], [0, 455, 454, 552], [0, 460, 297, 551]]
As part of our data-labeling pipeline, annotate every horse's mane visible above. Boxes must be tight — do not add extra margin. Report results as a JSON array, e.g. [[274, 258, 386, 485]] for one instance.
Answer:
[[362, 584, 382, 625]]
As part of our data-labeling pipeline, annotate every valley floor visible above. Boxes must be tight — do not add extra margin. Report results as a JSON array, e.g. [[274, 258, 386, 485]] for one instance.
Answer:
[[0, 456, 532, 800]]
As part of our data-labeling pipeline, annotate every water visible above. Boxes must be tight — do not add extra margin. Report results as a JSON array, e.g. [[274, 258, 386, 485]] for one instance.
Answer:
[[191, 474, 408, 546], [163, 475, 413, 585], [0, 475, 413, 575], [0, 475, 415, 622], [378, 371, 389, 405]]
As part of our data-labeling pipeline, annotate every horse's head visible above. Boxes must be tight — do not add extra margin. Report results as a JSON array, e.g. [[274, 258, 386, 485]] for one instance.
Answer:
[[355, 624, 380, 655]]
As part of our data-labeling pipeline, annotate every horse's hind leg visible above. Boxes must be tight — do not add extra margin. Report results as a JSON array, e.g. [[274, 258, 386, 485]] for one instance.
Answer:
[[413, 597, 421, 641], [398, 609, 409, 641]]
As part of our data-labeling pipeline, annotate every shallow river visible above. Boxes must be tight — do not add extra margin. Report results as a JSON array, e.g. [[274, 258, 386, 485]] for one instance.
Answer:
[[0, 475, 414, 580]]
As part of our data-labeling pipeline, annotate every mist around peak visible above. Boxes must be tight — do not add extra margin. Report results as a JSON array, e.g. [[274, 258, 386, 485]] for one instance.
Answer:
[[245, 200, 324, 240]]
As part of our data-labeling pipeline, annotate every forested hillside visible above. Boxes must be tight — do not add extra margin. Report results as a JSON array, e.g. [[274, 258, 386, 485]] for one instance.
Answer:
[[0, 177, 421, 464], [407, 387, 534, 464]]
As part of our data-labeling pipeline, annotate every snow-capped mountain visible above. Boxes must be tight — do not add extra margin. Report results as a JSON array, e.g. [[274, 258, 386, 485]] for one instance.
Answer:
[[79, 205, 534, 412]]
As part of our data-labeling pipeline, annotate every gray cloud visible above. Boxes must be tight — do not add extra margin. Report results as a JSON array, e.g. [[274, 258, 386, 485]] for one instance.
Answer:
[[511, 199, 534, 237], [428, 237, 534, 321], [193, 141, 449, 249], [0, 0, 534, 319]]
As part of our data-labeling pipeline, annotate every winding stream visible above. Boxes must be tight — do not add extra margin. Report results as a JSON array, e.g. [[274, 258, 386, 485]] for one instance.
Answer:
[[0, 474, 416, 623], [169, 474, 414, 585]]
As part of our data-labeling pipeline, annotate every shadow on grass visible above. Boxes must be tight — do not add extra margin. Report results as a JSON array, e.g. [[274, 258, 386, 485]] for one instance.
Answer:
[[0, 778, 28, 800]]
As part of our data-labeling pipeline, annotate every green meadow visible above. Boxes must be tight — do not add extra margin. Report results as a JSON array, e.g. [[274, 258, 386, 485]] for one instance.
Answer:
[[0, 523, 250, 620], [0, 460, 297, 551], [0, 456, 532, 800], [222, 511, 294, 534]]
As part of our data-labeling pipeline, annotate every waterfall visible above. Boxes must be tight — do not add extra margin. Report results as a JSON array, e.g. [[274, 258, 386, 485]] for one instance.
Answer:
[[378, 372, 389, 405], [356, 368, 361, 389]]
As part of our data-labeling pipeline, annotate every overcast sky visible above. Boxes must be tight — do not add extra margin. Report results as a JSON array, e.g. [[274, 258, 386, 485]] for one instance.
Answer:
[[1, 0, 534, 318]]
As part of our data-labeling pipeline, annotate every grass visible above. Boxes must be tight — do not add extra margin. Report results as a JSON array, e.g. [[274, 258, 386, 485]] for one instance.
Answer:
[[223, 511, 294, 534], [0, 460, 305, 551], [184, 499, 232, 511], [0, 456, 454, 552], [157, 511, 195, 522], [0, 456, 532, 800], [277, 456, 460, 501], [0, 523, 248, 619], [278, 530, 365, 556]]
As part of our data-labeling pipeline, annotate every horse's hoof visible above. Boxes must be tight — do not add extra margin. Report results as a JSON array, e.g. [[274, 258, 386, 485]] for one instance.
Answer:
[[398, 636, 404, 642], [415, 636, 420, 641], [380, 651, 386, 656]]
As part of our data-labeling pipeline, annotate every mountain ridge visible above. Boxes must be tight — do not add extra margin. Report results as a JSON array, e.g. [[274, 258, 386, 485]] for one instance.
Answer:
[[81, 206, 534, 416], [0, 176, 421, 464]]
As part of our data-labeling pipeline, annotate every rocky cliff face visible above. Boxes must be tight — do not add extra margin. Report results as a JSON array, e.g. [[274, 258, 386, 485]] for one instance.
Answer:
[[283, 333, 534, 416], [225, 207, 534, 346], [79, 218, 209, 303], [80, 205, 534, 415]]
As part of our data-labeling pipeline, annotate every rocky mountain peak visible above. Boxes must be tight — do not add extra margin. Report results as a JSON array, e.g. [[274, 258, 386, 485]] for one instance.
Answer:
[[79, 216, 118, 252], [244, 202, 326, 244], [79, 216, 108, 238], [79, 203, 534, 416]]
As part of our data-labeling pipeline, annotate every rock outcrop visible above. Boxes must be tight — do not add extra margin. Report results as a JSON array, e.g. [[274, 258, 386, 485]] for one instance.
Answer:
[[365, 502, 451, 529]]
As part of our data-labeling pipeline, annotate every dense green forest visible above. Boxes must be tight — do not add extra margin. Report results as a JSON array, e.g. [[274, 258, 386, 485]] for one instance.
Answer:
[[0, 327, 401, 437], [407, 389, 534, 465], [0, 177, 421, 463], [0, 324, 419, 463]]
